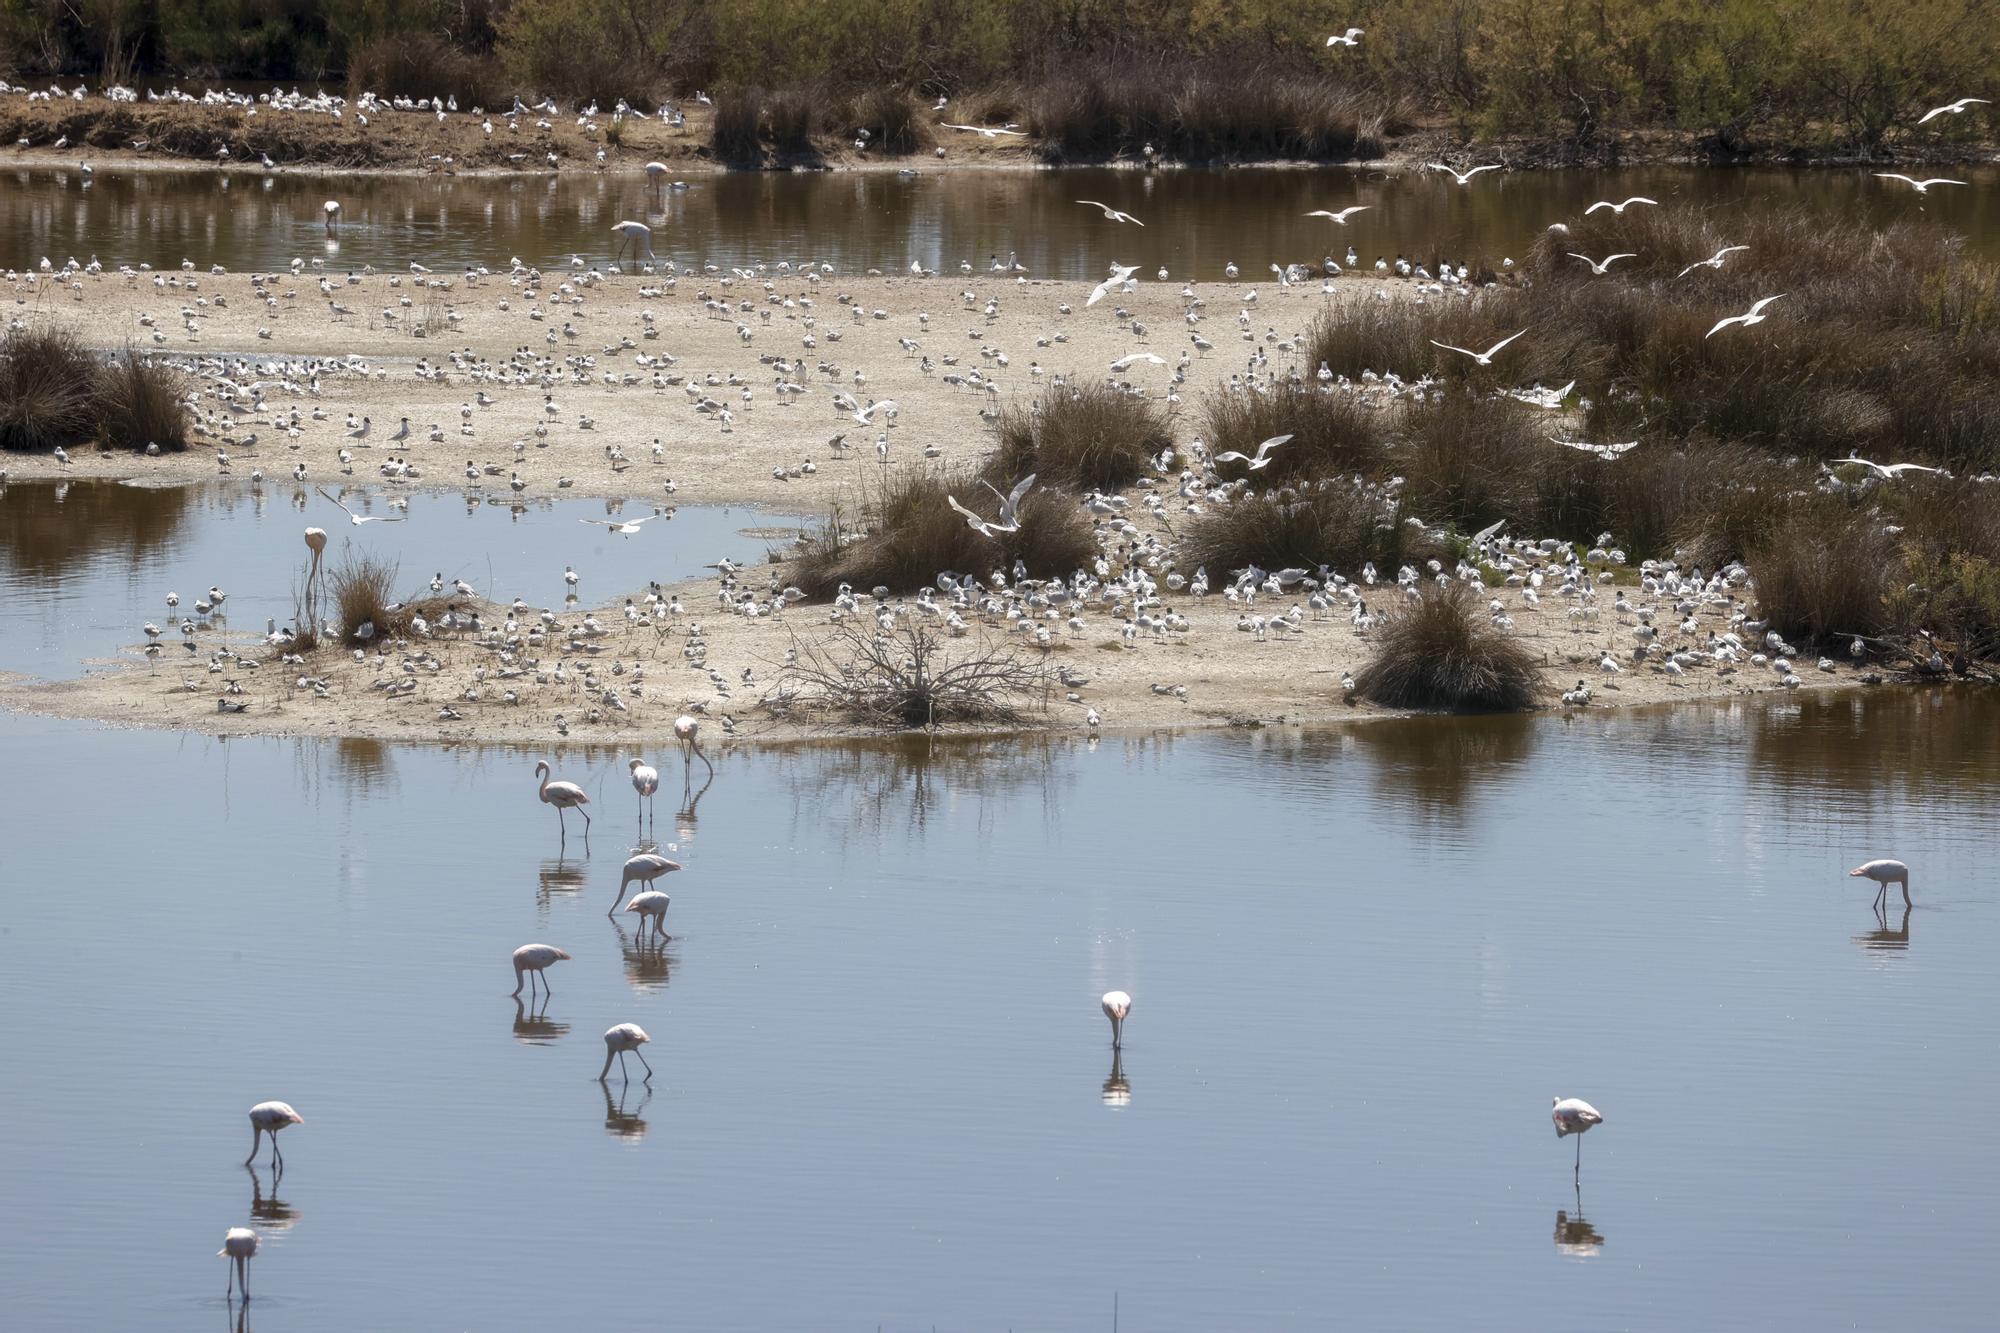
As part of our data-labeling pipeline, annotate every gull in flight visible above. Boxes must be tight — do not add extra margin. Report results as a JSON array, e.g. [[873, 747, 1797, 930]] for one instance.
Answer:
[[581, 512, 667, 535], [1873, 173, 1967, 194], [1305, 206, 1370, 224], [1087, 263, 1140, 307], [947, 473, 1037, 538], [853, 398, 900, 426], [316, 485, 404, 523], [1109, 352, 1166, 372], [1676, 245, 1747, 278], [1551, 435, 1640, 459], [1705, 294, 1784, 338], [1429, 329, 1526, 364], [1213, 433, 1293, 471], [1568, 252, 1636, 275], [1426, 162, 1501, 186], [941, 122, 1026, 138], [1584, 196, 1657, 215], [1917, 97, 1989, 124], [1831, 456, 1945, 480], [1077, 200, 1144, 226], [1326, 27, 1364, 47]]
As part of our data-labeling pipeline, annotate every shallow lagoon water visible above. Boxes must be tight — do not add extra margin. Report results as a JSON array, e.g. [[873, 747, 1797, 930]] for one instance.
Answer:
[[5, 163, 1997, 277], [0, 685, 1996, 1330]]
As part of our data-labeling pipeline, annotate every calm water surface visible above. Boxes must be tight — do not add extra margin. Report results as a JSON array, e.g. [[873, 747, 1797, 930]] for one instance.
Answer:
[[0, 479, 801, 678], [0, 687, 1996, 1330], [4, 164, 1996, 277]]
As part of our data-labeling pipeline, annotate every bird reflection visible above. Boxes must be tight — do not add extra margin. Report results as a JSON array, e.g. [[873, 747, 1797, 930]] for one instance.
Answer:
[[512, 994, 570, 1044], [244, 1164, 299, 1231], [611, 919, 676, 992], [1101, 1051, 1130, 1108], [602, 1080, 652, 1140], [674, 773, 712, 848], [1553, 1180, 1604, 1257], [1855, 901, 1912, 952], [536, 856, 587, 907], [227, 1294, 252, 1332]]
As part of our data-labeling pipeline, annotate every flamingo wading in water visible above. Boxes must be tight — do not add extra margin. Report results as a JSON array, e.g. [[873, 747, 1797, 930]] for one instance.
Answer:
[[512, 943, 571, 997], [245, 1101, 303, 1167], [1101, 991, 1132, 1049], [624, 890, 671, 939], [628, 757, 660, 832], [1552, 1097, 1603, 1177], [600, 1023, 654, 1082], [674, 715, 713, 785], [534, 760, 591, 840], [1849, 858, 1911, 910], [219, 1227, 260, 1300], [614, 852, 681, 917]]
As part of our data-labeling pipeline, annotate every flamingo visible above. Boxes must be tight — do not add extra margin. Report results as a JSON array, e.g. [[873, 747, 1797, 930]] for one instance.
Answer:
[[322, 200, 340, 234], [218, 1227, 260, 1300], [244, 1101, 303, 1167], [611, 219, 655, 264], [1552, 1097, 1603, 1176], [624, 890, 672, 938], [1101, 990, 1132, 1049], [673, 715, 713, 783], [628, 757, 660, 830], [534, 760, 590, 839], [511, 943, 571, 997], [614, 852, 681, 916], [599, 1023, 654, 1082], [1849, 858, 1911, 909]]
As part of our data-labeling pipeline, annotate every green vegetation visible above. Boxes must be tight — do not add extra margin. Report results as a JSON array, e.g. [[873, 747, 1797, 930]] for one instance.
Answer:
[[2, 1, 1991, 157]]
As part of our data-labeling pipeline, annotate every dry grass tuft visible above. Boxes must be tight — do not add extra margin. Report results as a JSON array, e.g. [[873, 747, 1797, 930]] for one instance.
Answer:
[[765, 620, 1047, 729], [993, 383, 1171, 491], [1354, 582, 1542, 712], [1201, 384, 1382, 485], [1182, 480, 1438, 579], [0, 326, 98, 453]]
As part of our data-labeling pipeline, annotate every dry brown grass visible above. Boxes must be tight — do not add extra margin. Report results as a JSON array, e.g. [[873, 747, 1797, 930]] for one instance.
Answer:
[[1354, 582, 1543, 712], [1201, 384, 1383, 486], [992, 383, 1171, 490]]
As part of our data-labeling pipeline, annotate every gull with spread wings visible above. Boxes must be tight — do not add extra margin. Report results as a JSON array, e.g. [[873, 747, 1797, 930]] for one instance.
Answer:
[[947, 473, 1037, 539]]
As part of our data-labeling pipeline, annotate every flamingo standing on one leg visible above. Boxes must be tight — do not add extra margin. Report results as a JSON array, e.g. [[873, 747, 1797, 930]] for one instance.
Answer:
[[511, 943, 571, 997], [674, 715, 713, 786], [623, 890, 671, 939], [628, 757, 659, 833], [244, 1101, 303, 1168], [534, 760, 591, 842], [1101, 991, 1132, 1049], [219, 1227, 260, 1300], [1849, 858, 1911, 910], [613, 851, 681, 917], [599, 1023, 654, 1082], [1552, 1097, 1603, 1178]]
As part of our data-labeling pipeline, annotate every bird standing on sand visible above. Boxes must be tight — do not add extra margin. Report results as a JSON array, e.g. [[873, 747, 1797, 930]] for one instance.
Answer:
[[1101, 991, 1132, 1049], [512, 943, 570, 997], [1849, 858, 1911, 910], [599, 1023, 654, 1082], [244, 1101, 303, 1168], [219, 1227, 260, 1300], [534, 760, 591, 839], [1552, 1097, 1603, 1176]]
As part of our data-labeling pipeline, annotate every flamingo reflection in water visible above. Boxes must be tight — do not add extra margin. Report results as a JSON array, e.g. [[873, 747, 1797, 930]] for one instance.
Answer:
[[1856, 901, 1912, 952], [512, 994, 571, 1044], [1102, 1050, 1131, 1108], [603, 1081, 653, 1140], [1554, 1179, 1605, 1257]]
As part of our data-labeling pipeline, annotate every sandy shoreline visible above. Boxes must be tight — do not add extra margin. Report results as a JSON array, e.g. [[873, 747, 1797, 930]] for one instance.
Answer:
[[0, 266, 1882, 745]]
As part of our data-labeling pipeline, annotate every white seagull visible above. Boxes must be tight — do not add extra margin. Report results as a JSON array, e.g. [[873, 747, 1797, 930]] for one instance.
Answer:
[[1584, 196, 1657, 215], [1873, 173, 1967, 194], [1305, 206, 1370, 224], [1108, 352, 1167, 372], [1213, 433, 1293, 471], [580, 512, 666, 535], [1676, 244, 1747, 278], [1704, 294, 1784, 338], [1831, 457, 1945, 480], [1087, 264, 1140, 307], [1551, 435, 1640, 459], [941, 122, 1026, 138], [1326, 27, 1364, 46], [1426, 162, 1501, 185], [1077, 199, 1144, 226], [948, 472, 1037, 538], [315, 485, 404, 524], [1429, 329, 1526, 364], [1568, 252, 1636, 275], [1917, 98, 1989, 124]]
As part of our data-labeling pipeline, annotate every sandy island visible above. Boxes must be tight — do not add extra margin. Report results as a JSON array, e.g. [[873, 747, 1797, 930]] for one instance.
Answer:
[[0, 258, 1874, 746]]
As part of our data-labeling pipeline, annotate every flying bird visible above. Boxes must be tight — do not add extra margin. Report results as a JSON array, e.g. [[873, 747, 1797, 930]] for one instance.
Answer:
[[1426, 162, 1501, 186], [1831, 457, 1945, 481], [1568, 252, 1636, 275], [1087, 264, 1140, 307], [1552, 435, 1640, 459], [1704, 294, 1784, 338], [1326, 27, 1364, 47], [940, 122, 1026, 138], [580, 512, 665, 535], [1108, 352, 1166, 372], [315, 485, 404, 524], [1917, 97, 1989, 124], [1584, 196, 1657, 215], [1676, 245, 1747, 278], [948, 472, 1037, 538], [1429, 329, 1526, 364], [1305, 206, 1370, 224], [1873, 173, 1967, 194], [1212, 433, 1294, 471], [1077, 199, 1144, 226]]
